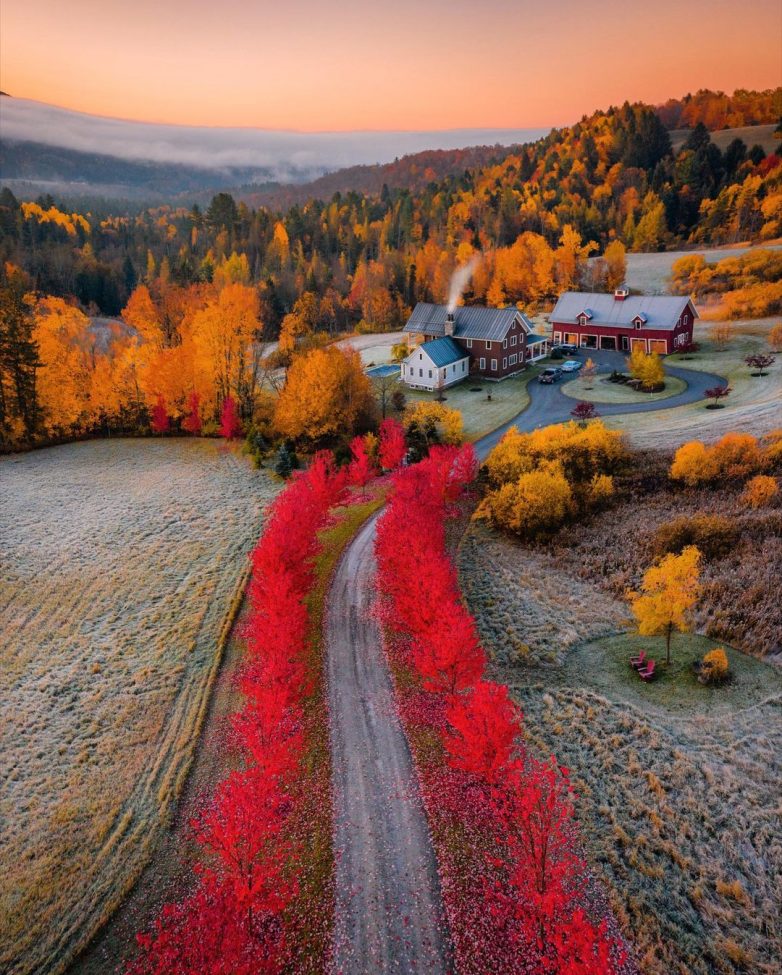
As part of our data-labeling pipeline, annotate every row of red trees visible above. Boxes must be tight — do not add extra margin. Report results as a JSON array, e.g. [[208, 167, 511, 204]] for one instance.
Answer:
[[374, 448, 631, 974], [127, 419, 409, 973], [150, 393, 242, 438]]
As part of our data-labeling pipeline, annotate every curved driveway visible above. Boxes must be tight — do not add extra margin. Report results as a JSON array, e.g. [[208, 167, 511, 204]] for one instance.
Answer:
[[326, 349, 725, 972], [477, 351, 726, 457]]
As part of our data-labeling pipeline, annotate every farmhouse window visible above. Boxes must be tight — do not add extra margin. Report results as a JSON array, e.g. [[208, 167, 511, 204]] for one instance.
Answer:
[[485, 341, 491, 350], [503, 339, 508, 349], [479, 357, 486, 370], [502, 357, 507, 369], [509, 353, 518, 365], [428, 370, 432, 378], [466, 338, 473, 348], [419, 368, 423, 377], [462, 361, 466, 371], [511, 334, 517, 346], [491, 359, 497, 371], [419, 352, 423, 359]]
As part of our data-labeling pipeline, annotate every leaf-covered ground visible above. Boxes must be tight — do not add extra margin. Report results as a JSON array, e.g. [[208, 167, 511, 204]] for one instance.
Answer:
[[0, 439, 277, 975]]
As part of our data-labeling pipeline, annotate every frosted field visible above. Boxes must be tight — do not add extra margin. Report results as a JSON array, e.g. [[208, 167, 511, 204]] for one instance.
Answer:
[[0, 439, 277, 975]]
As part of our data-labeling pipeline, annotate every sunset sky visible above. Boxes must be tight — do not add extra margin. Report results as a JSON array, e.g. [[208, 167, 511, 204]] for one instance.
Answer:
[[1, 0, 780, 131]]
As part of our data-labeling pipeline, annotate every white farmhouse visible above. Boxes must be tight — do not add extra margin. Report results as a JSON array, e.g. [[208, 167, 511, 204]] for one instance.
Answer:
[[401, 336, 470, 391]]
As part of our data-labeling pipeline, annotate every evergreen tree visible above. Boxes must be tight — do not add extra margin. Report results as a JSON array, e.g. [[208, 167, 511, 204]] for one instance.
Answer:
[[0, 266, 41, 439], [274, 441, 299, 479]]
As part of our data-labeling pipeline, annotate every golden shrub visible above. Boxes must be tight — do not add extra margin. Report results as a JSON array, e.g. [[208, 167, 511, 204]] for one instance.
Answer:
[[670, 432, 765, 486], [701, 648, 729, 683], [742, 474, 779, 508]]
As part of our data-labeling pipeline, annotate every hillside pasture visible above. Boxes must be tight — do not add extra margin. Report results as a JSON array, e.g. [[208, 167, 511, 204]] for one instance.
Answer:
[[0, 439, 276, 975], [622, 242, 782, 295]]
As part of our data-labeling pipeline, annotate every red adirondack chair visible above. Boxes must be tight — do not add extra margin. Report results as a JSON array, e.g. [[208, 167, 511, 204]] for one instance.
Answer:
[[630, 649, 647, 670], [638, 660, 656, 681]]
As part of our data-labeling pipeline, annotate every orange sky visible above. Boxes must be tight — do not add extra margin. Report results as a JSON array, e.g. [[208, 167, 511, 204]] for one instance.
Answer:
[[1, 0, 780, 130]]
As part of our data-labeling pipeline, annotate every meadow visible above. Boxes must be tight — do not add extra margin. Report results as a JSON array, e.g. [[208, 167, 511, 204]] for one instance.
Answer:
[[0, 439, 277, 975], [459, 505, 782, 973]]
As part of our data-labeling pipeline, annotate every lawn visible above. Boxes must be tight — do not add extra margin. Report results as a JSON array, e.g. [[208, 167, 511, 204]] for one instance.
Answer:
[[404, 366, 543, 441], [0, 439, 278, 975], [605, 318, 781, 447], [561, 372, 687, 404]]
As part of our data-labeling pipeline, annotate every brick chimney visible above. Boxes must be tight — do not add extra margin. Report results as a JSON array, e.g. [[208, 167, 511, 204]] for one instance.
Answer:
[[444, 311, 455, 336]]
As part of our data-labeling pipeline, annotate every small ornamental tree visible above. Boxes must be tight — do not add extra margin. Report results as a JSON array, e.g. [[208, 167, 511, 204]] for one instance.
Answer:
[[704, 384, 732, 408], [181, 391, 202, 434], [219, 396, 243, 439], [581, 358, 597, 387], [629, 545, 701, 664], [746, 353, 775, 376], [570, 400, 599, 423], [627, 348, 665, 390], [378, 417, 407, 470], [150, 394, 170, 434]]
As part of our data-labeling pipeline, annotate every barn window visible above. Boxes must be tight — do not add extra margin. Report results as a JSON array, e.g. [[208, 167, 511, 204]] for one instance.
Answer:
[[578, 314, 587, 326], [635, 320, 643, 330]]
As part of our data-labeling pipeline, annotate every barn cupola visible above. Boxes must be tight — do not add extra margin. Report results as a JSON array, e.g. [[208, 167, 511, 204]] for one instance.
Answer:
[[444, 311, 455, 336], [613, 285, 630, 301]]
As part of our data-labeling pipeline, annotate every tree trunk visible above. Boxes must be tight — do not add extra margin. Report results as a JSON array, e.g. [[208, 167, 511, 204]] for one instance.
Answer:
[[666, 622, 672, 666]]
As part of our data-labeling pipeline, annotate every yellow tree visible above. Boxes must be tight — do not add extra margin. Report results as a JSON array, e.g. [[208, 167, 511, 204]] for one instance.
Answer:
[[627, 348, 665, 390], [191, 283, 262, 418], [603, 240, 627, 291], [273, 345, 376, 444], [769, 323, 782, 352], [629, 545, 701, 664], [32, 297, 96, 432]]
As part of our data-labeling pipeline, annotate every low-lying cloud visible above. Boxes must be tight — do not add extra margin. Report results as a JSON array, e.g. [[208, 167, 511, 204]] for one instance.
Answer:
[[0, 96, 550, 179]]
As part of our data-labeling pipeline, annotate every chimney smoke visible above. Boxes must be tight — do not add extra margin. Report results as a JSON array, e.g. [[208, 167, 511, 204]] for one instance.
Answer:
[[447, 255, 480, 315]]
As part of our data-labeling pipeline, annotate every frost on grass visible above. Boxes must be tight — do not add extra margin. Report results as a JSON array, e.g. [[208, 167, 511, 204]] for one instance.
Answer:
[[0, 439, 277, 975], [458, 521, 629, 667]]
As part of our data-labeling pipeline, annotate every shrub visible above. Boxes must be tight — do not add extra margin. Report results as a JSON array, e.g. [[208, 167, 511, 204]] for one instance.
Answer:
[[671, 433, 765, 486], [742, 474, 779, 508], [652, 514, 737, 560], [477, 463, 573, 537], [700, 648, 730, 684]]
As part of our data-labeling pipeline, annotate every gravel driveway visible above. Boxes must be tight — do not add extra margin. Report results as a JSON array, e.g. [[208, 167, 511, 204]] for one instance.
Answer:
[[327, 515, 451, 974]]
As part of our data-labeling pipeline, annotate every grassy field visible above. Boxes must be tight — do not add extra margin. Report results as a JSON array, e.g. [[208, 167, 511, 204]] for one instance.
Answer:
[[605, 318, 782, 447], [561, 373, 687, 404], [621, 242, 782, 295], [669, 123, 778, 155], [404, 366, 543, 441], [0, 439, 277, 975], [460, 521, 782, 974]]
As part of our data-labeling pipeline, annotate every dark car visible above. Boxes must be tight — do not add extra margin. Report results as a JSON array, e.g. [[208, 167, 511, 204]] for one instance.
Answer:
[[552, 343, 579, 355], [538, 367, 563, 384]]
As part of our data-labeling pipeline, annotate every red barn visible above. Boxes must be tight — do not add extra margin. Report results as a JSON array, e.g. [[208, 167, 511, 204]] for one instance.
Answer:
[[549, 287, 698, 355]]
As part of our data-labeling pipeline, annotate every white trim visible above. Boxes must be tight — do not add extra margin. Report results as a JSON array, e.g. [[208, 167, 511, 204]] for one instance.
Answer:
[[479, 357, 486, 370]]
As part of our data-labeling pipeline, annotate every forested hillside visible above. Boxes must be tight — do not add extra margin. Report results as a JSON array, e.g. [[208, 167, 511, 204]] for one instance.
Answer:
[[1, 95, 781, 448]]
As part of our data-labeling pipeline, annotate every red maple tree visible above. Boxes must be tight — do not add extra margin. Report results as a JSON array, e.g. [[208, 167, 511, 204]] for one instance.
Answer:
[[219, 396, 243, 439], [181, 390, 203, 434], [150, 394, 170, 434]]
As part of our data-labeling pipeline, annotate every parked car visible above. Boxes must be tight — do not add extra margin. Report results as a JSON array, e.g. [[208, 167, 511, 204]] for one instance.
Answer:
[[538, 367, 563, 384], [560, 359, 583, 372], [553, 343, 579, 355]]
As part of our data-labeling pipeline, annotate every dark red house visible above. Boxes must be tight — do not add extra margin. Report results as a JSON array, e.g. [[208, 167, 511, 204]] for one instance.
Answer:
[[548, 287, 698, 355], [403, 302, 550, 383]]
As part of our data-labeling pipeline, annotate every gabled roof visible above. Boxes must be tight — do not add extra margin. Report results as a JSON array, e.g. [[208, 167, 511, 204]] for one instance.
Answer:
[[404, 302, 533, 342], [550, 292, 698, 332], [407, 335, 469, 368]]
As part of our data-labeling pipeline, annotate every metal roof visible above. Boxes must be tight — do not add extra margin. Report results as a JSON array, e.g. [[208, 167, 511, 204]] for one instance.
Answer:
[[408, 335, 470, 368], [404, 302, 533, 342], [550, 292, 697, 332]]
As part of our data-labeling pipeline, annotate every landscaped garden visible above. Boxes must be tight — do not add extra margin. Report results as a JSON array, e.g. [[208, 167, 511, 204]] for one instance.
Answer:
[[561, 372, 687, 404]]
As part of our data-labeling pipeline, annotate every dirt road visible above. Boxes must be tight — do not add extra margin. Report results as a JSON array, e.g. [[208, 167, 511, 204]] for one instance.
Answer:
[[327, 515, 451, 974]]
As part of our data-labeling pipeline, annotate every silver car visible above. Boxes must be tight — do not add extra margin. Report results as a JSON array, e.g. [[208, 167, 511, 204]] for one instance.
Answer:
[[560, 359, 583, 373]]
